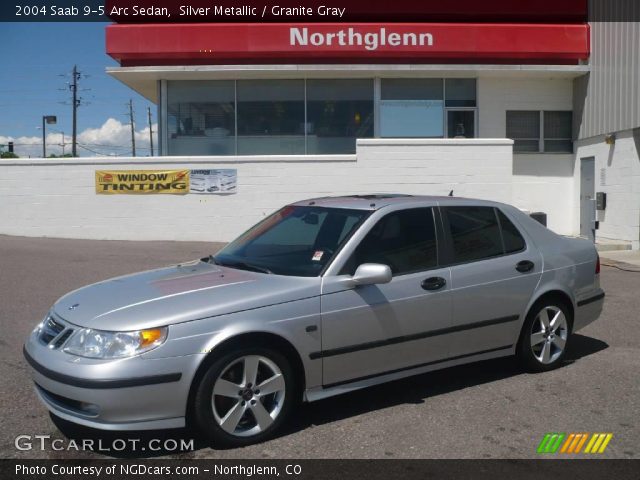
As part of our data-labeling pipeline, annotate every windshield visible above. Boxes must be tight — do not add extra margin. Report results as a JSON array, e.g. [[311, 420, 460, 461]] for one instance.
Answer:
[[213, 206, 370, 277]]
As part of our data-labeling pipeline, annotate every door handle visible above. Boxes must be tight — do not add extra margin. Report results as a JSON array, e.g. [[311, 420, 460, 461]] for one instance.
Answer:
[[516, 260, 535, 273], [421, 277, 446, 291]]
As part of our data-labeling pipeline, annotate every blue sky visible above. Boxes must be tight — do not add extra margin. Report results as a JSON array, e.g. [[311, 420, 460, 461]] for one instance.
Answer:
[[0, 22, 154, 156]]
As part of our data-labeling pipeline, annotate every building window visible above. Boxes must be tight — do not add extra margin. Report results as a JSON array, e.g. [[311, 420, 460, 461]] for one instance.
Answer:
[[306, 79, 374, 154], [506, 110, 573, 153], [167, 81, 235, 156], [506, 111, 540, 152], [379, 79, 477, 139], [445, 79, 477, 107], [544, 111, 573, 153], [380, 79, 444, 138], [236, 80, 305, 155], [164, 78, 480, 156], [447, 110, 476, 138]]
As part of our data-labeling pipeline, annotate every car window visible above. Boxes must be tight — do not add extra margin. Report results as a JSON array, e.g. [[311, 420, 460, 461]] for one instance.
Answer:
[[251, 210, 327, 246], [215, 206, 370, 277], [340, 208, 437, 276], [497, 209, 526, 253], [443, 206, 504, 263]]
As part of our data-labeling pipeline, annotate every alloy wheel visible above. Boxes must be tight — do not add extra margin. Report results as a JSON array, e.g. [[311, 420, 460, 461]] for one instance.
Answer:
[[211, 355, 286, 437], [530, 305, 568, 364]]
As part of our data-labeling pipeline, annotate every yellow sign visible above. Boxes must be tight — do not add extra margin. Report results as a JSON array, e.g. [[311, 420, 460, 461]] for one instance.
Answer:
[[95, 170, 190, 194]]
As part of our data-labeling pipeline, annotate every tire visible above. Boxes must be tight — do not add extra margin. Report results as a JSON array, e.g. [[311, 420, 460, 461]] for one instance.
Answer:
[[517, 298, 572, 372], [193, 346, 295, 448]]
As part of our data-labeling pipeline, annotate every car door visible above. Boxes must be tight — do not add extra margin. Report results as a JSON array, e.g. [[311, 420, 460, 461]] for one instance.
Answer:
[[318, 207, 453, 387], [440, 205, 542, 357]]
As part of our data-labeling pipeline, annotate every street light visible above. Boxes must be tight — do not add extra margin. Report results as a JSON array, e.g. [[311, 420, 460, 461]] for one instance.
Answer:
[[41, 115, 57, 157]]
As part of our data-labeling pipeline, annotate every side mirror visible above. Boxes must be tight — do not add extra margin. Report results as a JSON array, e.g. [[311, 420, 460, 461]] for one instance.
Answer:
[[350, 263, 392, 286]]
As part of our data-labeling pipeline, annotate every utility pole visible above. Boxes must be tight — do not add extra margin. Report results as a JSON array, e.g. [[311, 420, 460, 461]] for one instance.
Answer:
[[129, 99, 136, 157], [70, 65, 81, 157], [42, 117, 46, 158], [147, 106, 154, 156]]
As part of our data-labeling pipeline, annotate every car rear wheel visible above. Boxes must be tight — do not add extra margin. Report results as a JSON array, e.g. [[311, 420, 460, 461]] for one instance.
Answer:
[[193, 347, 295, 447], [518, 299, 571, 372]]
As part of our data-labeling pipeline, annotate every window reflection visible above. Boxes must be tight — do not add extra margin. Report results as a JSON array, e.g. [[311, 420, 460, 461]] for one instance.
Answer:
[[165, 78, 478, 155], [167, 81, 235, 156], [306, 79, 374, 154], [237, 80, 305, 155]]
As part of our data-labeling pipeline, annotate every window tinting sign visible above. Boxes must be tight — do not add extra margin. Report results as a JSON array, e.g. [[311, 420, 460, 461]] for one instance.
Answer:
[[95, 170, 189, 195]]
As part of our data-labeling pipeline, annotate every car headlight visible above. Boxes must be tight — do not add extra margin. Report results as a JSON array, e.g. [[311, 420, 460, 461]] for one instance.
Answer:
[[63, 327, 168, 359]]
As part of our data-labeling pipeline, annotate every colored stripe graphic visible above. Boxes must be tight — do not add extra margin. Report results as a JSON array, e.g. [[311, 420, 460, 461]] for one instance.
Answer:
[[560, 433, 588, 453], [574, 433, 589, 453], [597, 434, 613, 453], [537, 433, 565, 453], [584, 434, 598, 453], [541, 433, 613, 454], [560, 433, 575, 453], [537, 433, 552, 453], [585, 433, 613, 454]]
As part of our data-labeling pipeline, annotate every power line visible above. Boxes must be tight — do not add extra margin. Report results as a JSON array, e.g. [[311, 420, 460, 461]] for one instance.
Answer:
[[77, 144, 119, 156]]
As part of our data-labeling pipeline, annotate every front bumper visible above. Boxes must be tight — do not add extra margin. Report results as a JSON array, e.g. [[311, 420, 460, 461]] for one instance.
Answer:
[[23, 340, 201, 431]]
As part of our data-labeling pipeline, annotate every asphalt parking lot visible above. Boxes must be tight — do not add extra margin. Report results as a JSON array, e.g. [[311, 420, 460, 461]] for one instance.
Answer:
[[1, 235, 638, 459]]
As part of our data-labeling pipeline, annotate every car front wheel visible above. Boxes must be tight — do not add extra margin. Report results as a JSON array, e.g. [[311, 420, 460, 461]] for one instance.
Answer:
[[518, 300, 571, 372], [193, 347, 295, 447]]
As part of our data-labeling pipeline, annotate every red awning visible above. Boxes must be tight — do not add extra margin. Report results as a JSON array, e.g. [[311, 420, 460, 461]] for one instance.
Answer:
[[106, 23, 590, 66]]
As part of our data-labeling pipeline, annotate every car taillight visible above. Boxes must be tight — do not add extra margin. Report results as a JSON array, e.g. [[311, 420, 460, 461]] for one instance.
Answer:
[[596, 254, 601, 274]]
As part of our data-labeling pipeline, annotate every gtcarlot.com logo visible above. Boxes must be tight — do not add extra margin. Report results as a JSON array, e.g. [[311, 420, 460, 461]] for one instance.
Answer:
[[14, 434, 194, 453], [537, 432, 613, 454]]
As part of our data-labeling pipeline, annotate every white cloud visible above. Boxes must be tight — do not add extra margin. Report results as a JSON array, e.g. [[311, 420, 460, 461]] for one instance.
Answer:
[[0, 118, 157, 158]]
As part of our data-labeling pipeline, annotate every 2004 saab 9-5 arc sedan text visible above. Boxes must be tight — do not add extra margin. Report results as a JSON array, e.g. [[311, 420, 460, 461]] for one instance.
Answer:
[[24, 195, 605, 446]]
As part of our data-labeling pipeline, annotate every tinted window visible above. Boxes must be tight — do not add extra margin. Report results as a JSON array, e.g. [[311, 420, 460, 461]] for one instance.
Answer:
[[216, 206, 369, 277], [306, 79, 374, 154], [445, 79, 477, 107], [497, 209, 526, 253], [236, 80, 305, 155], [444, 207, 503, 263], [341, 208, 437, 276], [167, 80, 236, 155]]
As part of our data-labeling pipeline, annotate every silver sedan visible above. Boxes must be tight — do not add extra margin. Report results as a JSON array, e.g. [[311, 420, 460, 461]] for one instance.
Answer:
[[24, 195, 604, 447]]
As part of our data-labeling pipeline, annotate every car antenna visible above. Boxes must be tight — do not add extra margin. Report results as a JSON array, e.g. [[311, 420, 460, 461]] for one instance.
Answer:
[[448, 190, 454, 196]]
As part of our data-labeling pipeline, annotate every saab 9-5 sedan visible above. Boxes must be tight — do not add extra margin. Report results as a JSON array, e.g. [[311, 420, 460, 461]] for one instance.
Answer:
[[24, 195, 604, 446]]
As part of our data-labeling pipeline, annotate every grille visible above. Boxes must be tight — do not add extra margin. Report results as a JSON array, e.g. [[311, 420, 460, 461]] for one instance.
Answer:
[[38, 315, 72, 349], [52, 329, 74, 348]]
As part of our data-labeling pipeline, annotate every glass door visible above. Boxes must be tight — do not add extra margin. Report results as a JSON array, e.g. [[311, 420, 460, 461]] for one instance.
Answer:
[[446, 109, 476, 138]]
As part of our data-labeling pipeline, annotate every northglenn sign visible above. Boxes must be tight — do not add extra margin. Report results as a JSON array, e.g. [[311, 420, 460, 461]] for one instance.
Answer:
[[106, 23, 589, 65], [291, 27, 433, 51]]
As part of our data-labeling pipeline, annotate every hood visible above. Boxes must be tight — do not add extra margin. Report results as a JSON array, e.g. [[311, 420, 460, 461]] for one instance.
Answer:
[[53, 260, 321, 331]]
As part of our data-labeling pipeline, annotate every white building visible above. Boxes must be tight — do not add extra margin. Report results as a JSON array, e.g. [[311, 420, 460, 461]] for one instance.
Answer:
[[1, 2, 638, 247]]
